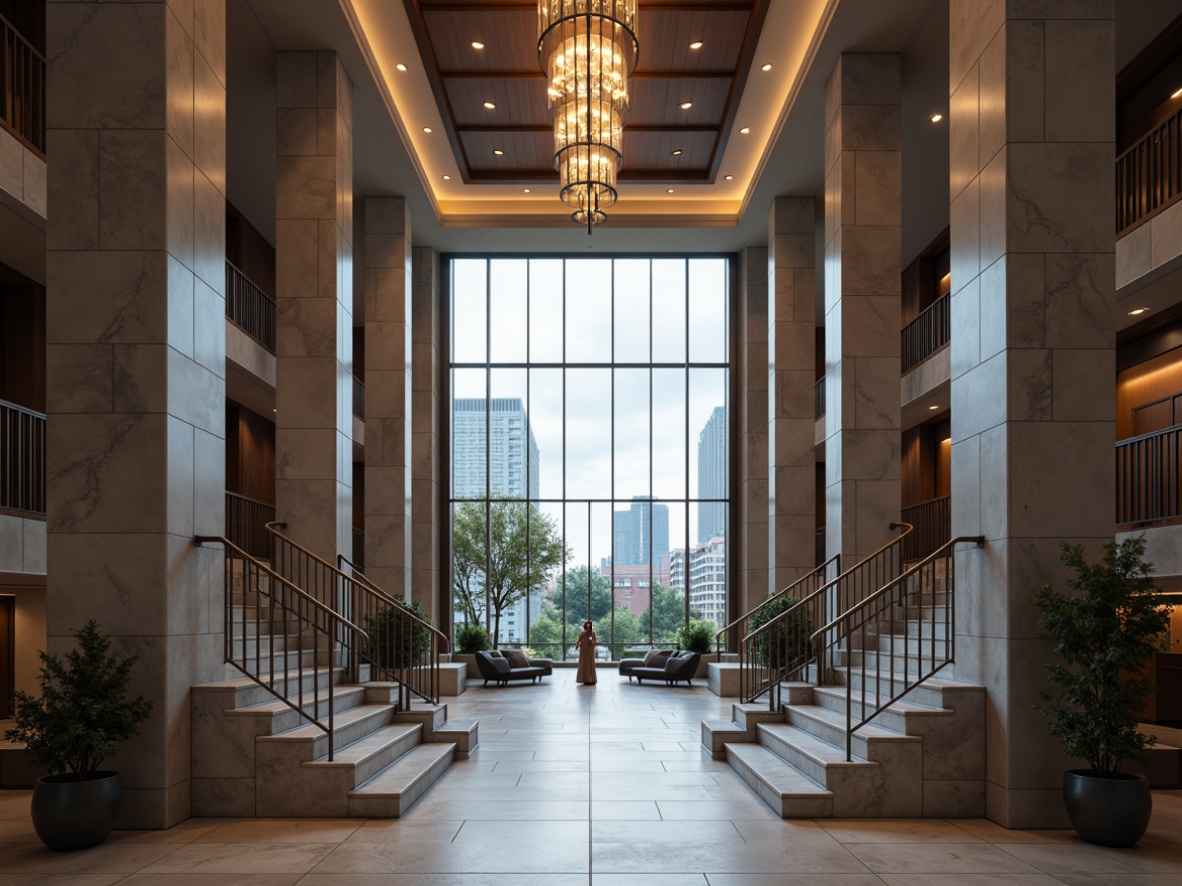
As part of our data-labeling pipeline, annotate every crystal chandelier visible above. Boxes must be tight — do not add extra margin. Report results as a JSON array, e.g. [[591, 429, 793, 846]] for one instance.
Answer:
[[538, 0, 638, 232]]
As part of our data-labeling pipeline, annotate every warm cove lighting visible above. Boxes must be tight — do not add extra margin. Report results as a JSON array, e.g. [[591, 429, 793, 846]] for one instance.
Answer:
[[539, 0, 639, 232], [1127, 307, 1150, 316]]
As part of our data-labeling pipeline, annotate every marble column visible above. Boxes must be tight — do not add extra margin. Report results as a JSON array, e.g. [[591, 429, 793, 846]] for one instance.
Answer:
[[274, 52, 354, 567], [45, 0, 227, 827], [738, 247, 769, 616], [363, 198, 412, 601], [768, 197, 817, 592], [949, 0, 1115, 828], [412, 247, 441, 621], [822, 53, 903, 566]]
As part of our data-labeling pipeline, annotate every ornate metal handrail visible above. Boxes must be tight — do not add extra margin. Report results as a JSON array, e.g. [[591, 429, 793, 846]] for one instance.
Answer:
[[0, 398, 45, 517], [0, 14, 45, 156], [739, 523, 913, 707], [225, 491, 275, 560], [195, 535, 368, 762], [809, 535, 984, 761], [225, 261, 276, 352], [1116, 425, 1182, 527], [1117, 105, 1182, 237], [900, 495, 950, 562], [264, 521, 447, 707], [901, 292, 950, 372], [714, 555, 839, 655]]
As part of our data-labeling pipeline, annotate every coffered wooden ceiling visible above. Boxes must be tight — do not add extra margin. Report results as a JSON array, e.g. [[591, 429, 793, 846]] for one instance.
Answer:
[[402, 0, 770, 185]]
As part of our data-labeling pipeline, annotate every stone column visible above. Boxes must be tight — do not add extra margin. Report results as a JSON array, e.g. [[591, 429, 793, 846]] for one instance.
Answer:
[[768, 197, 817, 591], [45, 1, 226, 827], [412, 247, 441, 621], [949, 1, 1115, 828], [822, 53, 902, 566], [363, 198, 412, 601], [274, 52, 354, 566], [737, 247, 769, 616]]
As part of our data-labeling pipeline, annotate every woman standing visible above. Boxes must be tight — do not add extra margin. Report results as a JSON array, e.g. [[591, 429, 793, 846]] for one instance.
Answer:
[[575, 620, 597, 685]]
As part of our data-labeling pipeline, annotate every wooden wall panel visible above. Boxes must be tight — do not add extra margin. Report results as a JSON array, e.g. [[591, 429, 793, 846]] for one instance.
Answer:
[[226, 202, 276, 299], [1116, 347, 1182, 440], [225, 402, 276, 504], [0, 284, 46, 412]]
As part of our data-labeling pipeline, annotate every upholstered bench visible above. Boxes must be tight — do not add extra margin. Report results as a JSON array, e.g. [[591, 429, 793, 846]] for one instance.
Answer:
[[619, 648, 673, 681], [473, 649, 553, 686], [625, 649, 701, 686]]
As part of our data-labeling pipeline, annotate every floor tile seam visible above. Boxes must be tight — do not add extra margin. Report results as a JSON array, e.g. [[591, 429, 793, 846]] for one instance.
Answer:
[[987, 838, 1146, 876]]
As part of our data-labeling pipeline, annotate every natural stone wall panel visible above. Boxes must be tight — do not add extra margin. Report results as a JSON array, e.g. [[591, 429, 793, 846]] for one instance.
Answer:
[[412, 247, 441, 619], [738, 247, 769, 614]]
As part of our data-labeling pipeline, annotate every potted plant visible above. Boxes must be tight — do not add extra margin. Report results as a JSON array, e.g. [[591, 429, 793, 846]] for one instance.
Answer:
[[364, 599, 434, 672], [5, 620, 152, 851], [1033, 538, 1171, 847], [451, 622, 490, 673], [746, 596, 812, 674], [674, 619, 716, 676]]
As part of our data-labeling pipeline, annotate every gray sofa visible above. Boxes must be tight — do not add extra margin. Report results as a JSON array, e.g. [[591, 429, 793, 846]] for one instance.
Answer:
[[619, 648, 673, 680], [622, 649, 701, 686], [474, 649, 553, 686]]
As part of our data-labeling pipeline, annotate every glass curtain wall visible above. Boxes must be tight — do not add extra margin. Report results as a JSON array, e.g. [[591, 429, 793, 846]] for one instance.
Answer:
[[448, 256, 731, 661]]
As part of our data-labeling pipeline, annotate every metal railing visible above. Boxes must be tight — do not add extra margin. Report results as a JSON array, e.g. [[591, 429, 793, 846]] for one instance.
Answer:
[[815, 377, 825, 419], [0, 399, 45, 516], [225, 261, 276, 352], [0, 14, 45, 156], [901, 293, 950, 373], [740, 523, 913, 707], [714, 555, 839, 657], [352, 527, 365, 571], [900, 495, 950, 562], [265, 521, 447, 708], [1117, 106, 1182, 237], [353, 377, 364, 419], [809, 535, 984, 761], [1116, 426, 1182, 527], [225, 491, 275, 560], [195, 534, 368, 762]]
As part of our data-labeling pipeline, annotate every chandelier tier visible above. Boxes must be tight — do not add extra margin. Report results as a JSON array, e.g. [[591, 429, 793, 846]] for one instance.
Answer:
[[538, 0, 639, 232]]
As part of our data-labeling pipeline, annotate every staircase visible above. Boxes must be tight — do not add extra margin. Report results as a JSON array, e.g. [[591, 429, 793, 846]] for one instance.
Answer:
[[190, 532, 476, 818], [704, 533, 986, 818]]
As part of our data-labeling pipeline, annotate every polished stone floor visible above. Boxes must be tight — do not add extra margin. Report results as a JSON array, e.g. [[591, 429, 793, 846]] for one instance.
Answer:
[[2, 669, 1182, 884]]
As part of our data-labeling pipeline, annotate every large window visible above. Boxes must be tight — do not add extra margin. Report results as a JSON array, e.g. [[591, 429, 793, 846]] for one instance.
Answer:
[[448, 257, 732, 660]]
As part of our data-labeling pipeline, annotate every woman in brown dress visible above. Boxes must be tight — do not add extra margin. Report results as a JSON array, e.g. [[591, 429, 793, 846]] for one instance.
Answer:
[[575, 620, 597, 685]]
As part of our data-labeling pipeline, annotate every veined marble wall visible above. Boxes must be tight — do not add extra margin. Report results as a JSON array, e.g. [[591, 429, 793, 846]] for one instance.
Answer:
[[738, 247, 769, 615], [363, 197, 412, 601], [823, 54, 903, 566], [412, 247, 441, 621], [45, 0, 227, 827], [274, 52, 354, 567], [948, 0, 1115, 828], [768, 197, 818, 592]]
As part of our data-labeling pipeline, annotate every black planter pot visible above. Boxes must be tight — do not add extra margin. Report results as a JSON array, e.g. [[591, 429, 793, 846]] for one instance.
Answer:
[[31, 771, 121, 851], [1062, 769, 1152, 848]]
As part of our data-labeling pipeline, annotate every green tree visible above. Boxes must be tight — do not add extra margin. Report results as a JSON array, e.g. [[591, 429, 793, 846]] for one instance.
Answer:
[[549, 565, 614, 626], [452, 500, 569, 648], [640, 581, 701, 644]]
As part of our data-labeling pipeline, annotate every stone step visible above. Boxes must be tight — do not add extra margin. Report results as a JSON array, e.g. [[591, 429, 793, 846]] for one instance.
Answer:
[[348, 742, 457, 817], [810, 684, 954, 735], [225, 685, 369, 735], [831, 671, 979, 709], [306, 723, 424, 789], [723, 743, 834, 818], [784, 703, 918, 757], [757, 721, 878, 784], [257, 703, 397, 762], [197, 667, 345, 710]]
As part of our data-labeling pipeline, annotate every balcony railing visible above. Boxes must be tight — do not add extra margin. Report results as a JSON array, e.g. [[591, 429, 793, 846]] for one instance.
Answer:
[[225, 491, 275, 560], [1116, 426, 1181, 528], [225, 261, 276, 353], [0, 14, 45, 156], [901, 293, 950, 373], [900, 495, 950, 562], [814, 377, 825, 419], [1116, 106, 1182, 237], [0, 399, 45, 517], [353, 376, 364, 419]]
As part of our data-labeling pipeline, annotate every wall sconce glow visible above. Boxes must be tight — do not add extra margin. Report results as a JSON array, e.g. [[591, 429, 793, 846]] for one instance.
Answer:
[[930, 113, 943, 123], [1127, 307, 1150, 316]]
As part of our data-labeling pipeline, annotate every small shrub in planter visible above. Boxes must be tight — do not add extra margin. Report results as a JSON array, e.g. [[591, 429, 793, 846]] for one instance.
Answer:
[[5, 620, 152, 850], [455, 622, 491, 654], [674, 619, 715, 655], [364, 600, 433, 671], [746, 596, 812, 671]]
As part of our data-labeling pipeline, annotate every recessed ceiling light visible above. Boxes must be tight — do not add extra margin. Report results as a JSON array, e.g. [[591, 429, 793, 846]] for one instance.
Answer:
[[1127, 307, 1150, 316], [471, 41, 485, 49], [395, 63, 407, 72], [761, 63, 772, 72], [672, 149, 683, 156], [679, 101, 693, 110], [1173, 87, 1182, 99], [689, 41, 703, 50], [442, 174, 451, 180], [484, 101, 496, 109], [928, 405, 940, 411], [524, 188, 531, 193], [724, 174, 733, 180], [739, 127, 750, 134], [493, 149, 505, 155], [930, 113, 943, 123], [667, 188, 675, 193], [423, 127, 432, 133]]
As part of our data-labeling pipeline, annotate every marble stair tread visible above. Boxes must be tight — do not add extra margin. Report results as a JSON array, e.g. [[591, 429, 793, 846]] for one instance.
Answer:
[[206, 667, 344, 699], [725, 744, 832, 795], [226, 685, 367, 718], [758, 722, 880, 768], [306, 723, 422, 769], [811, 685, 953, 716], [349, 742, 454, 796], [259, 703, 395, 742], [787, 704, 917, 743]]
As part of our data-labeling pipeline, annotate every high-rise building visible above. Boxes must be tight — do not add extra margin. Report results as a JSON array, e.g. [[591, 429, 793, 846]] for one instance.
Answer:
[[669, 536, 727, 629], [452, 397, 540, 643], [697, 406, 727, 543], [612, 496, 669, 566]]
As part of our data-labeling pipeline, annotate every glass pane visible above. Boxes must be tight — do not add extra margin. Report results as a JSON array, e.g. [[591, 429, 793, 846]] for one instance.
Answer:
[[614, 259, 650, 363], [589, 502, 616, 655], [651, 368, 685, 499], [489, 369, 531, 498], [492, 500, 528, 646], [689, 368, 728, 511], [657, 499, 688, 646], [687, 502, 727, 631], [565, 368, 611, 499], [688, 258, 727, 363], [489, 260, 528, 364], [529, 368, 563, 499], [452, 259, 487, 363], [566, 259, 612, 363], [529, 259, 563, 363], [613, 367, 649, 499], [527, 501, 566, 660], [652, 259, 686, 363], [451, 369, 486, 499], [451, 499, 488, 630], [562, 502, 591, 660]]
